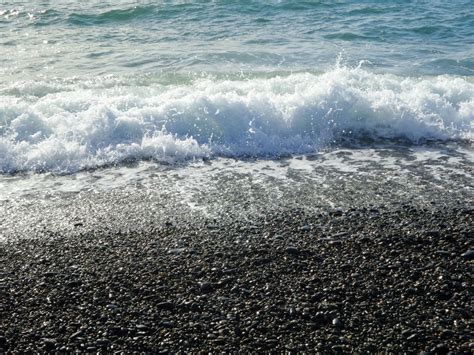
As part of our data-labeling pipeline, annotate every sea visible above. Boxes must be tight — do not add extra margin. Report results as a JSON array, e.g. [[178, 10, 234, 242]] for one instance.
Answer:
[[0, 1, 472, 234]]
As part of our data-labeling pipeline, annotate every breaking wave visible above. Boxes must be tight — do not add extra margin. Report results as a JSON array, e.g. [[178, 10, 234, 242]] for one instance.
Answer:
[[0, 66, 472, 173]]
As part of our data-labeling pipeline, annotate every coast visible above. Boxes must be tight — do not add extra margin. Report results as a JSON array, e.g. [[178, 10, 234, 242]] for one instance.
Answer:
[[1, 0, 473, 352], [1, 197, 472, 352]]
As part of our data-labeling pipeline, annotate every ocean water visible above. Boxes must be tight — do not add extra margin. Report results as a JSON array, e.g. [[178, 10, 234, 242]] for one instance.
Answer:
[[0, 1, 472, 213]]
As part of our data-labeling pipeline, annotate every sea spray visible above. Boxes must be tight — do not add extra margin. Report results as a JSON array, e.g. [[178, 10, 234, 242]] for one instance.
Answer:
[[0, 67, 472, 173]]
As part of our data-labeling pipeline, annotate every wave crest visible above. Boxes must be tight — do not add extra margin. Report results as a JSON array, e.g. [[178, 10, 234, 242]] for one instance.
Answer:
[[0, 67, 472, 173]]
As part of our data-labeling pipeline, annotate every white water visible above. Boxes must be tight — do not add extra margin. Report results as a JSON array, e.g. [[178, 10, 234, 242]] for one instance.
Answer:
[[1, 67, 472, 173]]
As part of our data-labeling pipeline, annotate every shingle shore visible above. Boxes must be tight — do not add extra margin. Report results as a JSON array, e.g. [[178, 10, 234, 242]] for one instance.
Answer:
[[1, 203, 472, 352]]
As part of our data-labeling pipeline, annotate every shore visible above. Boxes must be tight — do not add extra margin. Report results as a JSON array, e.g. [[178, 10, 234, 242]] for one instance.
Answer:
[[1, 201, 472, 353]]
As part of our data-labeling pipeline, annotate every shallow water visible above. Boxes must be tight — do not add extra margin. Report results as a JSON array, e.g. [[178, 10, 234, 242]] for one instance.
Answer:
[[1, 143, 472, 235]]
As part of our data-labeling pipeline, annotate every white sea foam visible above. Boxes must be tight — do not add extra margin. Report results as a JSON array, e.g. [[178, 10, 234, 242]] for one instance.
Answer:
[[0, 67, 472, 173]]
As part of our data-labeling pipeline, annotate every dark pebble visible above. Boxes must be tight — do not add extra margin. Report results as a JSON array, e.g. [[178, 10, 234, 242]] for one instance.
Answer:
[[461, 250, 474, 260], [157, 301, 174, 310], [285, 246, 300, 255], [199, 282, 214, 293], [432, 343, 449, 353], [69, 330, 83, 340]]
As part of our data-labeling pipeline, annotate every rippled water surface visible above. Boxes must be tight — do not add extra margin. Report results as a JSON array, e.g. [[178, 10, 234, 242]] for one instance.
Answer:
[[1, 0, 473, 79]]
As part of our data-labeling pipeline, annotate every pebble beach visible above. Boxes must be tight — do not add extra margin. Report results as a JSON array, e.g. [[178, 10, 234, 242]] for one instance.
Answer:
[[1, 198, 472, 352]]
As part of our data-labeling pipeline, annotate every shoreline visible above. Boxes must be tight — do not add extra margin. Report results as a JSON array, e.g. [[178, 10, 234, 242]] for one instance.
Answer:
[[1, 202, 472, 352]]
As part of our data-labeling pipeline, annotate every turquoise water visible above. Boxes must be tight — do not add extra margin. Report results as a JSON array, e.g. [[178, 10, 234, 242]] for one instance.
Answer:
[[0, 0, 473, 173], [1, 0, 473, 79]]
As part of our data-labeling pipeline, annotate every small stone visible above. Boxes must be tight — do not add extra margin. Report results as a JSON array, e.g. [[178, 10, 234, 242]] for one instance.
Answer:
[[161, 321, 175, 328], [43, 272, 57, 278], [432, 343, 449, 353], [285, 246, 300, 255], [332, 318, 343, 328], [199, 282, 214, 293], [222, 268, 238, 275], [69, 330, 83, 340], [157, 301, 174, 310], [461, 250, 474, 260], [67, 280, 82, 287], [331, 232, 349, 238], [214, 337, 226, 345], [437, 291, 452, 301], [96, 338, 110, 346], [42, 338, 57, 350], [300, 225, 311, 231], [168, 248, 186, 255], [441, 329, 454, 339]]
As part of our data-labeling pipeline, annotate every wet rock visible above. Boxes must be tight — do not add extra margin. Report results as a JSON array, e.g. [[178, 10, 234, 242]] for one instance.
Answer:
[[69, 330, 83, 340], [157, 301, 174, 310], [432, 343, 449, 353], [161, 321, 175, 329], [43, 272, 57, 278], [441, 329, 454, 339], [168, 248, 186, 255], [199, 282, 214, 293], [461, 250, 474, 260], [67, 280, 82, 287], [42, 338, 56, 351], [285, 246, 300, 255], [331, 232, 349, 238], [96, 338, 110, 347]]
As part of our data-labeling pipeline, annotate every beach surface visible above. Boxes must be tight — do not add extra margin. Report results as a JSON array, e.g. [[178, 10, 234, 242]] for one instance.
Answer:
[[1, 147, 473, 353], [1, 1, 473, 352]]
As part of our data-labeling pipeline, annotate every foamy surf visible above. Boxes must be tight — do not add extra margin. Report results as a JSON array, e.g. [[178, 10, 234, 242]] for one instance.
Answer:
[[1, 67, 472, 173]]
